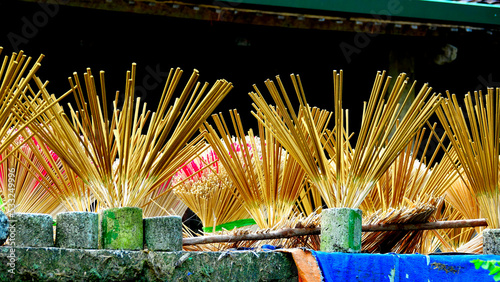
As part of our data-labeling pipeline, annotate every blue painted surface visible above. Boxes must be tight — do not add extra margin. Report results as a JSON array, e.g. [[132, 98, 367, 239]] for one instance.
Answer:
[[312, 251, 500, 282]]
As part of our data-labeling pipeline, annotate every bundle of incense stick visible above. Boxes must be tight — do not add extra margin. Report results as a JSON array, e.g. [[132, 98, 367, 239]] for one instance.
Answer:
[[203, 109, 308, 228], [0, 130, 62, 216], [2, 74, 98, 213], [21, 127, 96, 212], [359, 125, 459, 253], [172, 146, 249, 229], [362, 197, 441, 253], [294, 182, 322, 217], [141, 178, 188, 217], [361, 125, 458, 213], [414, 127, 484, 254], [456, 233, 483, 254], [0, 48, 71, 155], [420, 197, 477, 254], [442, 175, 484, 254], [250, 71, 442, 208], [446, 176, 483, 233], [436, 88, 499, 229], [183, 211, 321, 251], [293, 107, 333, 216], [26, 64, 232, 208]]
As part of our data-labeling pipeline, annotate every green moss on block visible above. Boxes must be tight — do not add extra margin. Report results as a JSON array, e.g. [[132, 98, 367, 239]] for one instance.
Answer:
[[99, 207, 143, 250], [321, 208, 362, 253]]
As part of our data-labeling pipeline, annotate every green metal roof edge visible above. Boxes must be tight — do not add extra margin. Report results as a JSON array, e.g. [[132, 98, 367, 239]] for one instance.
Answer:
[[221, 0, 500, 26]]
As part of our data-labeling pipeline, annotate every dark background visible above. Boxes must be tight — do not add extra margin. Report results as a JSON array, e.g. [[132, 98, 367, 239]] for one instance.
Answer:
[[1, 1, 499, 133]]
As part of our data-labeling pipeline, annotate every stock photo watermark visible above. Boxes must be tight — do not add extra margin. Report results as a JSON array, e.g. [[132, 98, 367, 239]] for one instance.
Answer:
[[135, 64, 170, 100], [340, 0, 403, 63], [117, 64, 172, 108], [6, 0, 67, 52], [6, 167, 16, 276], [475, 73, 500, 91], [116, 63, 170, 108]]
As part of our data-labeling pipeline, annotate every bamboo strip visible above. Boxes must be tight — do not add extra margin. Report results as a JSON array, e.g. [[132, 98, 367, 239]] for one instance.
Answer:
[[183, 219, 488, 245]]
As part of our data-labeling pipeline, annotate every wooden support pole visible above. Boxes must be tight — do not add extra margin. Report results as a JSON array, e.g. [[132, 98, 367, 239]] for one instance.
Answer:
[[183, 218, 487, 246], [362, 218, 487, 232]]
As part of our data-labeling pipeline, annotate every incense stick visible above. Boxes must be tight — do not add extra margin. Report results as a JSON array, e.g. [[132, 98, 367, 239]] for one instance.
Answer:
[[172, 146, 249, 229], [436, 88, 499, 228], [0, 130, 63, 216], [203, 109, 308, 228], [0, 48, 69, 155], [26, 64, 232, 209], [141, 179, 188, 217], [249, 71, 442, 208]]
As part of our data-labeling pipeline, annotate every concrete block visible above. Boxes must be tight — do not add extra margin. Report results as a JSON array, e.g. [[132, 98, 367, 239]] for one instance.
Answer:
[[144, 216, 182, 251], [10, 213, 53, 247], [0, 211, 8, 246], [55, 212, 98, 249], [321, 208, 362, 253], [483, 229, 500, 255]]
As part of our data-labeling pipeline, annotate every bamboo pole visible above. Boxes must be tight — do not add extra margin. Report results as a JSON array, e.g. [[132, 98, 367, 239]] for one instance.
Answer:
[[182, 219, 488, 245], [363, 218, 487, 232]]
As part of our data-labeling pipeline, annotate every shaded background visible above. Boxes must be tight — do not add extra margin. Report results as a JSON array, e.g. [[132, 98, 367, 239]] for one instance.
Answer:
[[1, 1, 499, 132]]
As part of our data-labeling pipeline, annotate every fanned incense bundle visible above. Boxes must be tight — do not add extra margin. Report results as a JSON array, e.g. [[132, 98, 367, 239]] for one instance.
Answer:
[[0, 131, 63, 216], [141, 179, 188, 217], [294, 182, 323, 217], [361, 125, 457, 213], [456, 233, 483, 254], [360, 126, 459, 253], [436, 88, 499, 228], [203, 109, 308, 228], [172, 146, 249, 230], [18, 129, 94, 212], [420, 198, 477, 254], [26, 64, 232, 208], [0, 48, 71, 155], [362, 197, 441, 253], [442, 175, 484, 254], [250, 71, 442, 208], [446, 177, 483, 233]]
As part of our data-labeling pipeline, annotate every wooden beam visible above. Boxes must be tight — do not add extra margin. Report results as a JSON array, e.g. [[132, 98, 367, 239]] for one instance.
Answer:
[[17, 0, 489, 36], [183, 218, 488, 245], [363, 218, 487, 232]]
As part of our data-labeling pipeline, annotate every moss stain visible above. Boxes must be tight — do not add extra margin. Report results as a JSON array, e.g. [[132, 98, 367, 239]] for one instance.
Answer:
[[348, 210, 362, 250], [103, 211, 120, 245]]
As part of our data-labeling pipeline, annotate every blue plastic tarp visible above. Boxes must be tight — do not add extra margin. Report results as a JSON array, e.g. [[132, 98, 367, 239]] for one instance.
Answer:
[[311, 251, 500, 282]]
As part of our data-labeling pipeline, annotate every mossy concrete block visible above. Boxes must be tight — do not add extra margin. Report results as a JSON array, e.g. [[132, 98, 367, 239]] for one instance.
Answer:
[[55, 212, 98, 249], [0, 211, 8, 246], [321, 208, 362, 253], [144, 216, 182, 251], [10, 213, 53, 247], [483, 229, 500, 255], [99, 207, 143, 250], [0, 247, 298, 281]]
